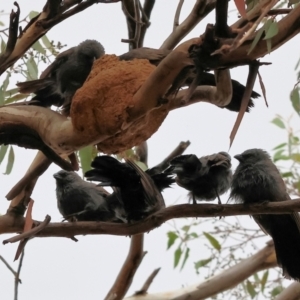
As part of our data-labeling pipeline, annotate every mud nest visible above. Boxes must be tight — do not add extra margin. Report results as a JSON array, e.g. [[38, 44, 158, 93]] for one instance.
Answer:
[[71, 55, 169, 154]]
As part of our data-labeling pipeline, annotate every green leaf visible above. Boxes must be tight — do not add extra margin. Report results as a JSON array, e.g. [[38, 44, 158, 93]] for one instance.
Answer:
[[26, 57, 38, 80], [29, 11, 39, 20], [270, 286, 284, 297], [4, 93, 28, 104], [4, 146, 14, 175], [180, 247, 190, 271], [190, 232, 198, 238], [4, 87, 19, 97], [0, 87, 4, 106], [273, 149, 289, 162], [246, 280, 257, 298], [290, 88, 300, 115], [248, 26, 264, 54], [281, 171, 293, 178], [0, 145, 9, 164], [272, 142, 287, 150], [182, 225, 190, 232], [1, 37, 6, 53], [167, 231, 178, 250], [78, 145, 96, 174], [264, 21, 278, 40], [291, 153, 300, 162], [2, 72, 10, 91], [203, 232, 221, 251], [266, 38, 272, 53], [271, 117, 285, 129], [261, 270, 268, 292], [174, 247, 182, 268], [32, 40, 46, 55], [194, 258, 212, 274], [135, 161, 148, 171], [253, 273, 259, 283]]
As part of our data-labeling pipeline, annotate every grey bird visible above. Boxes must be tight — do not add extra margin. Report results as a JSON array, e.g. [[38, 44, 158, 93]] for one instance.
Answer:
[[85, 156, 174, 222], [17, 40, 105, 115], [53, 170, 126, 222], [166, 152, 232, 204], [230, 148, 300, 280]]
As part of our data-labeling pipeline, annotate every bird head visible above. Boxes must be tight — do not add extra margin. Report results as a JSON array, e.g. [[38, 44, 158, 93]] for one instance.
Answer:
[[234, 148, 271, 163], [53, 170, 80, 183], [77, 40, 105, 61]]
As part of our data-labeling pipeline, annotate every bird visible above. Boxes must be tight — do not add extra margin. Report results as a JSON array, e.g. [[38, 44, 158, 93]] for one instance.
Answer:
[[53, 170, 126, 222], [230, 148, 300, 280], [17, 40, 105, 115], [166, 152, 232, 204], [85, 155, 174, 222]]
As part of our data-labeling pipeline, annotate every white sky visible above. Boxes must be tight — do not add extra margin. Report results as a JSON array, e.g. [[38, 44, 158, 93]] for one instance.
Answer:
[[0, 1, 299, 299]]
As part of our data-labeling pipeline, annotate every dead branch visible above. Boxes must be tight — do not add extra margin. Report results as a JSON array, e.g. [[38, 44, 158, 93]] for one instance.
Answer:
[[104, 234, 146, 300], [1, 199, 300, 238], [135, 268, 161, 295], [125, 242, 276, 299], [151, 141, 190, 173], [160, 0, 216, 50]]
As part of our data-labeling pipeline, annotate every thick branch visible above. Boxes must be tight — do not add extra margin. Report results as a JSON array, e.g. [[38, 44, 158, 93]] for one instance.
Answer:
[[2, 199, 300, 237], [104, 234, 145, 300], [275, 282, 300, 300], [160, 0, 216, 50], [125, 242, 276, 300]]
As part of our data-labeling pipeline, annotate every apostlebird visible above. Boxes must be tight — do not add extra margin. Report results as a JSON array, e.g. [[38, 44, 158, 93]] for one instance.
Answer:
[[85, 155, 174, 222], [17, 40, 105, 115], [167, 152, 232, 204], [54, 170, 126, 222], [230, 148, 300, 280]]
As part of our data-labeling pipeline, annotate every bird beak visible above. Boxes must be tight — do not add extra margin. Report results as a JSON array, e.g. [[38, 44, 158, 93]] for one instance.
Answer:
[[53, 173, 60, 179], [234, 154, 243, 162]]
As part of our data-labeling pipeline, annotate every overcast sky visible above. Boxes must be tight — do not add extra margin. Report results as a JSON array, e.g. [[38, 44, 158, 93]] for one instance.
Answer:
[[0, 1, 299, 299]]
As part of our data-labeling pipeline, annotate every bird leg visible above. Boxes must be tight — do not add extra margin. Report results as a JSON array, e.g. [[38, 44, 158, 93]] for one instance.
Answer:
[[192, 193, 197, 205], [215, 189, 222, 205]]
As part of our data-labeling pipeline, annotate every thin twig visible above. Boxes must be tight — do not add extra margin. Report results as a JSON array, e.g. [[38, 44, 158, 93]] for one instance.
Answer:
[[135, 268, 161, 295], [3, 215, 51, 244], [14, 250, 25, 300], [0, 255, 21, 283], [173, 0, 184, 32]]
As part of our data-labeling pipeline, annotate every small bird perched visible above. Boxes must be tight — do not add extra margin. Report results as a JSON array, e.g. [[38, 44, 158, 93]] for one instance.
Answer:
[[167, 152, 232, 204], [17, 40, 105, 115], [53, 170, 126, 222], [230, 148, 300, 280], [85, 156, 174, 222]]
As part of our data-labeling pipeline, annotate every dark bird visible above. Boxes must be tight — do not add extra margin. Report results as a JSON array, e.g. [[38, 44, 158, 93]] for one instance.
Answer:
[[85, 156, 174, 222], [17, 40, 105, 115], [53, 170, 126, 222], [230, 148, 300, 280], [167, 152, 232, 204]]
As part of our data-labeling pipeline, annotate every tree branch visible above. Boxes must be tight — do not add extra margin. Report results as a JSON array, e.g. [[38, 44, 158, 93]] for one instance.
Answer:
[[134, 268, 161, 295], [2, 199, 300, 237], [14, 250, 25, 300], [125, 242, 276, 299], [160, 0, 216, 50], [275, 282, 300, 300], [104, 234, 146, 300], [0, 255, 22, 283]]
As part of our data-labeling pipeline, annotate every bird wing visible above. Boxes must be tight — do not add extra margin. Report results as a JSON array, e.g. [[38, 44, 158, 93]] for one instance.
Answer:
[[125, 159, 165, 211], [40, 46, 75, 79]]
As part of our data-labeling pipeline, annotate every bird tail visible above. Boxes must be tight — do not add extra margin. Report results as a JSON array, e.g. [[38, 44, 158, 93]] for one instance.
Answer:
[[17, 78, 54, 94], [149, 173, 175, 191], [165, 154, 200, 174], [268, 213, 300, 280], [85, 155, 133, 186]]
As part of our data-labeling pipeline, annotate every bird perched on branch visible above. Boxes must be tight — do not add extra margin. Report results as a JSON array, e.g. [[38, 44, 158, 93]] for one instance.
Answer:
[[17, 40, 105, 115], [53, 170, 126, 222], [166, 152, 232, 204], [230, 148, 300, 280], [85, 155, 174, 222]]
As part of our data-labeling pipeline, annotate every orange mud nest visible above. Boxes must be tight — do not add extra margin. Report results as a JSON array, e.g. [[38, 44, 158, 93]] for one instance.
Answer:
[[71, 55, 169, 154]]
